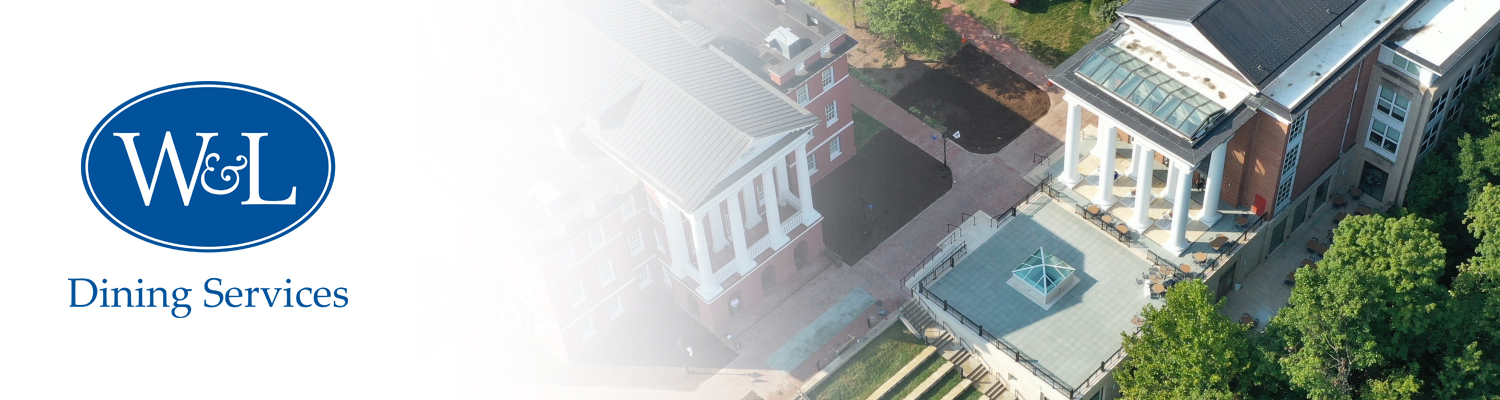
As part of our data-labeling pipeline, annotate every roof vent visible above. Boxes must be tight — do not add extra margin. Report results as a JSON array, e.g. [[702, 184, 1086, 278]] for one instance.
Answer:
[[765, 26, 811, 58]]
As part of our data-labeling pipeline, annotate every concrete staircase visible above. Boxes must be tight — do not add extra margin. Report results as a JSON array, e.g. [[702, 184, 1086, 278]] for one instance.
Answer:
[[900, 299, 935, 335]]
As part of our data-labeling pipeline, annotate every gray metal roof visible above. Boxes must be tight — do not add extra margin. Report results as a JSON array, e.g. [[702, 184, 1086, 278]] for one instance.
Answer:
[[1119, 0, 1365, 87], [509, 0, 818, 209], [1048, 23, 1254, 166]]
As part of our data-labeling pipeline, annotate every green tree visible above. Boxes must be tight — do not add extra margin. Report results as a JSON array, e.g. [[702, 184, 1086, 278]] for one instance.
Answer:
[[864, 0, 961, 61], [1274, 214, 1447, 399], [1429, 184, 1500, 398], [1114, 281, 1258, 398]]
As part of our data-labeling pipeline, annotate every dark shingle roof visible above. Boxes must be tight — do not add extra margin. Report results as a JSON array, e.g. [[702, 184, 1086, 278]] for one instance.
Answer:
[[1119, 0, 1364, 87]]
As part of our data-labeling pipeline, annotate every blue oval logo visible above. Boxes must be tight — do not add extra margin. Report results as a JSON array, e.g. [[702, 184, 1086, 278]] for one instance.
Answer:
[[82, 82, 335, 252]]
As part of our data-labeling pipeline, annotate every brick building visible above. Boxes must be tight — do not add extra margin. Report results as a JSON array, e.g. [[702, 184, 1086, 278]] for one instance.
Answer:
[[505, 0, 856, 363], [902, 1, 1500, 399]]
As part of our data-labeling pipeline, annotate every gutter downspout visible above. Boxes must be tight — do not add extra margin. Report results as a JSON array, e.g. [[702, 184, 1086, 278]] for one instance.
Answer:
[[1338, 59, 1366, 186]]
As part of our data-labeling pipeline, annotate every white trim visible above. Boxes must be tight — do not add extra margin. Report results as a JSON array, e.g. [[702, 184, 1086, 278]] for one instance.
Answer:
[[676, 207, 821, 304], [807, 73, 850, 105], [598, 260, 616, 286], [607, 296, 625, 320], [569, 281, 587, 308], [824, 101, 840, 127], [628, 229, 645, 256], [580, 316, 596, 340], [813, 120, 855, 150], [829, 135, 843, 160]]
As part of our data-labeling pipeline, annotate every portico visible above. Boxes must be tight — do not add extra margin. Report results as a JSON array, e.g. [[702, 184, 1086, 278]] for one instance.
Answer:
[[658, 135, 822, 302], [1056, 97, 1242, 257]]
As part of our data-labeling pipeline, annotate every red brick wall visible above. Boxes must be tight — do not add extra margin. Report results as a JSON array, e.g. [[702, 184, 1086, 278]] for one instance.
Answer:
[[675, 223, 826, 334], [1221, 112, 1289, 214], [1294, 53, 1377, 197]]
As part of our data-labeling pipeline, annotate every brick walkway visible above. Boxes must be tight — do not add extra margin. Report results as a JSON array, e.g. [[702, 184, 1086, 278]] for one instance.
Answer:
[[579, 9, 1077, 400]]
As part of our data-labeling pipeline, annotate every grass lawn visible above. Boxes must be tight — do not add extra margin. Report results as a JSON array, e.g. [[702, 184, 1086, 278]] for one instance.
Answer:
[[809, 325, 929, 400], [957, 0, 1106, 67], [883, 356, 946, 400], [920, 370, 964, 399], [955, 387, 986, 400], [853, 107, 889, 149]]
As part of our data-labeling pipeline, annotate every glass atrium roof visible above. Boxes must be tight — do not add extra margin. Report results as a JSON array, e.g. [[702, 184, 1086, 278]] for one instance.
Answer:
[[1076, 44, 1225, 136], [1013, 248, 1075, 296]]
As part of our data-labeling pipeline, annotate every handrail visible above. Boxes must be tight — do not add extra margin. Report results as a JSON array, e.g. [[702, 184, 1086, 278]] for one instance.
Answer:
[[916, 284, 1079, 396], [1202, 214, 1268, 279]]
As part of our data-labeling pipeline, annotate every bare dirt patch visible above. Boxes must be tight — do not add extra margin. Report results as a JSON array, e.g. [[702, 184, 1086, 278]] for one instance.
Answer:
[[892, 44, 1049, 154]]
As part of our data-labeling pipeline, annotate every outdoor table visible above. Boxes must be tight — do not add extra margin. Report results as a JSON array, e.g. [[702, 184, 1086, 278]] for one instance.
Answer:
[[1193, 252, 1208, 265], [1131, 316, 1145, 327], [1240, 314, 1254, 326], [1332, 195, 1346, 207], [1307, 239, 1328, 255], [1334, 212, 1347, 222], [1210, 235, 1229, 251], [1286, 271, 1297, 282], [1180, 263, 1193, 274], [1152, 283, 1166, 294], [1150, 274, 1163, 284], [1234, 215, 1249, 230], [1087, 205, 1100, 216], [1302, 259, 1317, 268], [1351, 187, 1363, 199], [1356, 205, 1371, 215], [1100, 214, 1114, 225], [1116, 224, 1130, 236]]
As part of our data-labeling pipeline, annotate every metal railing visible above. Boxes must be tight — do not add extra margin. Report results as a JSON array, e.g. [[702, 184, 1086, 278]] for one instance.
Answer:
[[915, 284, 1080, 397], [1202, 214, 1267, 280]]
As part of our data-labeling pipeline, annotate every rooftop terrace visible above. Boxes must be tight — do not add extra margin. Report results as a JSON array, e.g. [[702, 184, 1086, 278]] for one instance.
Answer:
[[925, 198, 1157, 387]]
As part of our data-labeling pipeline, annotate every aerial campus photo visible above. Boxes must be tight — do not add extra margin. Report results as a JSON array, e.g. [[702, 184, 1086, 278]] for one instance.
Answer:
[[498, 0, 1500, 398]]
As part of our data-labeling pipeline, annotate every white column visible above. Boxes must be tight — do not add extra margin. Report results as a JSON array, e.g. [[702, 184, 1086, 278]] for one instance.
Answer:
[[761, 169, 789, 249], [661, 200, 691, 275], [726, 195, 752, 273], [795, 144, 822, 224], [1128, 146, 1156, 231], [708, 202, 727, 250], [741, 184, 762, 227], [775, 155, 794, 206], [1165, 165, 1193, 254], [1060, 102, 1083, 186], [1092, 123, 1117, 207], [1124, 143, 1142, 179], [1194, 143, 1228, 225], [1160, 160, 1179, 202], [689, 212, 723, 299]]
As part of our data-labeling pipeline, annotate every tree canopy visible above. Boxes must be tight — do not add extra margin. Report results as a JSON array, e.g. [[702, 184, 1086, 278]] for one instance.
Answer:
[[864, 0, 961, 61], [1114, 280, 1262, 399]]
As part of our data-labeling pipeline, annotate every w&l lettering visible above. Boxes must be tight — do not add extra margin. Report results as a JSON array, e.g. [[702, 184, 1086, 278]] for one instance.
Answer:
[[113, 131, 296, 206]]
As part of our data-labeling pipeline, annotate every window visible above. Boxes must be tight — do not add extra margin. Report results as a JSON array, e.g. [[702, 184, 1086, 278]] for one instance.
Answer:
[[1274, 176, 1295, 213], [1420, 118, 1443, 154], [824, 101, 839, 126], [1281, 144, 1300, 174], [588, 226, 606, 250], [830, 136, 843, 159], [654, 229, 667, 254], [569, 282, 586, 307], [1368, 118, 1402, 155], [557, 247, 576, 269], [628, 230, 644, 255], [608, 296, 625, 319], [598, 261, 616, 286], [1390, 53, 1421, 76], [637, 265, 653, 288], [821, 67, 835, 89], [806, 151, 818, 173], [797, 85, 809, 105], [1314, 179, 1329, 210], [755, 180, 765, 207], [621, 195, 637, 216], [1375, 86, 1410, 122], [1288, 113, 1307, 142], [1076, 44, 1225, 135], [580, 316, 596, 340], [647, 196, 659, 218]]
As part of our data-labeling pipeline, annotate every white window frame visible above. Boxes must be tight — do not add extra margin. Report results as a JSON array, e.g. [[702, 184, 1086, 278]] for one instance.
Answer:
[[797, 84, 809, 105], [654, 229, 667, 254], [806, 151, 818, 174], [821, 67, 835, 90], [830, 135, 843, 160], [1367, 117, 1403, 159], [637, 264, 653, 289], [608, 296, 625, 319], [580, 316, 596, 340], [557, 247, 576, 270], [588, 226, 606, 250], [621, 195, 637, 217], [1390, 53, 1421, 77], [627, 230, 644, 255], [1375, 85, 1411, 123], [647, 196, 659, 218], [569, 281, 587, 308], [755, 180, 765, 207], [1274, 113, 1307, 213], [598, 261, 616, 286], [824, 101, 839, 126]]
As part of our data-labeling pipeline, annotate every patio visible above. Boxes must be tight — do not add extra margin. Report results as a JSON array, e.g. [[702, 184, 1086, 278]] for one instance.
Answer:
[[1043, 123, 1261, 276]]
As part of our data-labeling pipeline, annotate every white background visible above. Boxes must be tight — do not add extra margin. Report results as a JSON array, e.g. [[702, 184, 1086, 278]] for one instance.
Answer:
[[0, 1, 544, 397]]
